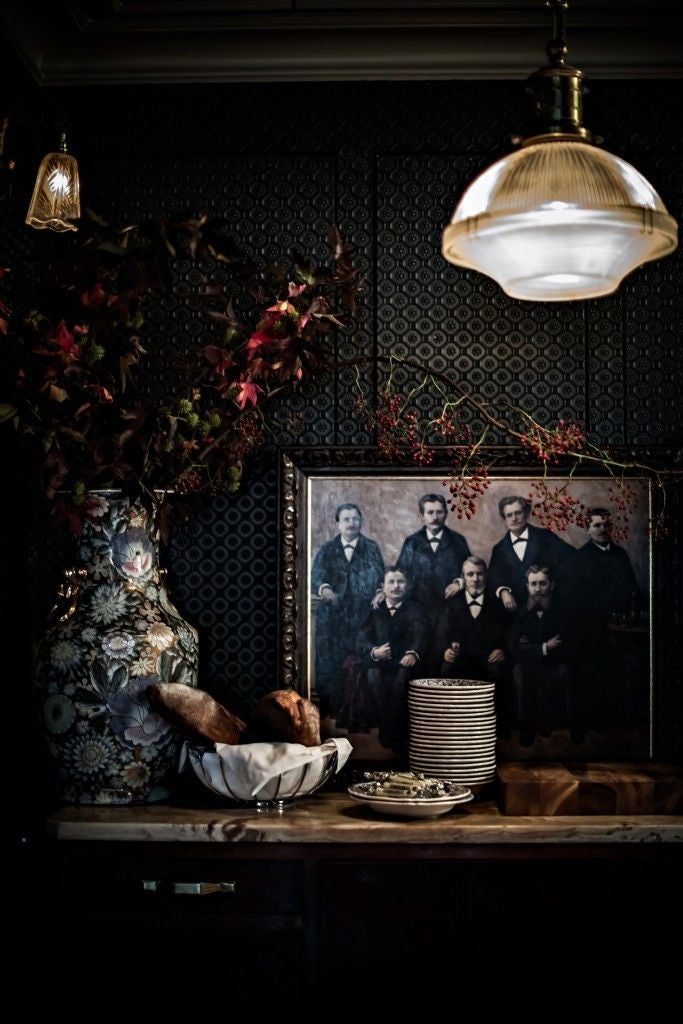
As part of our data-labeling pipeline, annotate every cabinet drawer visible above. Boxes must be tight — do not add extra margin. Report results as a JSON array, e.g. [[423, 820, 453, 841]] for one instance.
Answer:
[[60, 852, 303, 916]]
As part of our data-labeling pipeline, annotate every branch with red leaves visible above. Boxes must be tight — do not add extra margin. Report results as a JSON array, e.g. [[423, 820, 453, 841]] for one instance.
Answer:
[[1, 211, 679, 541], [348, 356, 681, 540], [0, 215, 361, 526]]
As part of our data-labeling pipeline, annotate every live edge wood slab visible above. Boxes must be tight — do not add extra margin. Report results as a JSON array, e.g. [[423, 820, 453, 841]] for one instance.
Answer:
[[497, 762, 683, 816], [47, 791, 683, 844]]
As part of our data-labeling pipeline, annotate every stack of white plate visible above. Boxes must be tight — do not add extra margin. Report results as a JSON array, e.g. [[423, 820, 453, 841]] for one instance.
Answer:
[[408, 678, 496, 786]]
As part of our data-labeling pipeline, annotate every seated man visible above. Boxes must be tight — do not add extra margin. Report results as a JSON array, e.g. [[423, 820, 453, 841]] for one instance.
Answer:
[[357, 567, 428, 754], [434, 555, 511, 734], [509, 564, 578, 746], [434, 556, 507, 683]]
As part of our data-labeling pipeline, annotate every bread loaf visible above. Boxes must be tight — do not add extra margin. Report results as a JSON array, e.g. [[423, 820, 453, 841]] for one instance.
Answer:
[[148, 683, 247, 745], [250, 689, 321, 747]]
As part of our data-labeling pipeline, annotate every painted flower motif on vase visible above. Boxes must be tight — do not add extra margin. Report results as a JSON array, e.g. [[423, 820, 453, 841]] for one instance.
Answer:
[[121, 760, 151, 790], [89, 583, 131, 626], [146, 623, 176, 651], [50, 640, 82, 674], [107, 675, 173, 748], [111, 528, 154, 581], [34, 495, 198, 804], [43, 694, 77, 734]]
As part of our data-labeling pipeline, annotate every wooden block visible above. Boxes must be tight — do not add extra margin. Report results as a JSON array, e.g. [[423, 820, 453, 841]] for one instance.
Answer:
[[497, 761, 683, 816], [573, 762, 683, 815], [497, 762, 579, 816]]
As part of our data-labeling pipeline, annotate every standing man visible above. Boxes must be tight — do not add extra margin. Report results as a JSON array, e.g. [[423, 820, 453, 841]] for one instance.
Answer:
[[357, 567, 428, 753], [575, 506, 646, 731], [396, 493, 471, 616], [311, 503, 384, 720], [509, 565, 577, 745], [576, 507, 643, 627], [488, 495, 575, 611]]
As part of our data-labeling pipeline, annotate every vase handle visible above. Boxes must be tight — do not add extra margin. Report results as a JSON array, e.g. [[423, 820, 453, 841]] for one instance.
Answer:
[[48, 567, 87, 623]]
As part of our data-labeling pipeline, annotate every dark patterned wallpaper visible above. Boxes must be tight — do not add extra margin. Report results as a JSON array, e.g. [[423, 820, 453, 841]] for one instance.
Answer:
[[2, 77, 682, 781]]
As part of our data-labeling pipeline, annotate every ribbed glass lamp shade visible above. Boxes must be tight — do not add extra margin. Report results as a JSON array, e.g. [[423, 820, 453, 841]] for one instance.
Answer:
[[25, 150, 81, 233], [442, 141, 678, 301]]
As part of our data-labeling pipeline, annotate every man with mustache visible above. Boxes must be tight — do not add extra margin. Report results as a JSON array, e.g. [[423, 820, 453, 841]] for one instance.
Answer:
[[488, 495, 575, 611], [435, 556, 507, 683], [434, 555, 512, 733], [312, 502, 384, 722], [357, 566, 427, 753], [396, 492, 471, 615]]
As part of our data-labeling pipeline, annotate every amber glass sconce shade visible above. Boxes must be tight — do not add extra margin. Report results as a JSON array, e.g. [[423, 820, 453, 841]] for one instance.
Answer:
[[25, 131, 80, 233]]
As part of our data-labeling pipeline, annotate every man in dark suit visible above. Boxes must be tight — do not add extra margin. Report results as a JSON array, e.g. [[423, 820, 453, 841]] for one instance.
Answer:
[[311, 503, 384, 718], [576, 507, 643, 628], [575, 507, 646, 730], [434, 556, 507, 683], [488, 495, 575, 611], [434, 555, 512, 733], [396, 492, 471, 616], [510, 564, 577, 745], [357, 567, 428, 753]]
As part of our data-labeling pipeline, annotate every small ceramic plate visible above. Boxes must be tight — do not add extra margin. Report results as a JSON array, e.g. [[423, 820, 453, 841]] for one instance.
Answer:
[[347, 781, 473, 818]]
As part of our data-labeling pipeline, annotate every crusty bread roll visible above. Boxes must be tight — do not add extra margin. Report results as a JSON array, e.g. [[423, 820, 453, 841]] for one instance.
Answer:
[[148, 683, 247, 745], [250, 689, 321, 747]]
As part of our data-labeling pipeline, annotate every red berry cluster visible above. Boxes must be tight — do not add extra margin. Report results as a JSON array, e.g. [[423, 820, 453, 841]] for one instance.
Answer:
[[445, 461, 490, 519], [520, 419, 586, 464], [411, 442, 435, 466], [176, 468, 206, 495], [373, 393, 426, 461], [230, 409, 265, 461], [431, 411, 471, 443], [528, 482, 589, 533], [604, 481, 639, 542]]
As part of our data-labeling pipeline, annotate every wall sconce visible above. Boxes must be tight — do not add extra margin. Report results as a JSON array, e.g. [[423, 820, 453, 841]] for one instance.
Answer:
[[442, 1, 678, 301], [25, 130, 81, 233], [0, 106, 81, 233]]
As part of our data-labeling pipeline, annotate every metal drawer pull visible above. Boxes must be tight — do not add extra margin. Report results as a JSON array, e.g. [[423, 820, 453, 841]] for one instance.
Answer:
[[173, 882, 236, 896], [141, 880, 236, 895]]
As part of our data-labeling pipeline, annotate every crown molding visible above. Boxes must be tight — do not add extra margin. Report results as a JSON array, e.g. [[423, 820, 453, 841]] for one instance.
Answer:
[[2, 2, 681, 85]]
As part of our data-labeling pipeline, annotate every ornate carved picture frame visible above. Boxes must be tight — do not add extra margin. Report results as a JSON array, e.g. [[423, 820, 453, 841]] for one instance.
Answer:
[[280, 449, 661, 764]]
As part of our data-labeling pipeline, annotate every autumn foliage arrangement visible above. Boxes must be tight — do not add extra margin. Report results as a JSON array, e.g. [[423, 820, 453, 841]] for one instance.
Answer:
[[0, 214, 361, 529], [0, 212, 674, 540]]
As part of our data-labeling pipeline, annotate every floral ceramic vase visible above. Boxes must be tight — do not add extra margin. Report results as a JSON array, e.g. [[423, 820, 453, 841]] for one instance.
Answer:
[[34, 493, 199, 804]]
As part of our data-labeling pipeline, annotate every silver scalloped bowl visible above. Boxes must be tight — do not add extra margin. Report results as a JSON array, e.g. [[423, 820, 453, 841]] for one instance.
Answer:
[[186, 740, 348, 807]]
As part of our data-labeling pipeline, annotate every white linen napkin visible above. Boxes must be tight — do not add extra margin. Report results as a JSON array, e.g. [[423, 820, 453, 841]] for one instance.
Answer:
[[183, 737, 352, 800]]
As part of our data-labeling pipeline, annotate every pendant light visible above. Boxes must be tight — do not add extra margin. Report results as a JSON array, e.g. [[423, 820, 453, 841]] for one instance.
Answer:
[[442, 1, 678, 302], [25, 129, 81, 233]]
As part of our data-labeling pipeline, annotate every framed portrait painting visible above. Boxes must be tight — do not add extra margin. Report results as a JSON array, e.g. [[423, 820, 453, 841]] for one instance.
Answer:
[[280, 452, 653, 764]]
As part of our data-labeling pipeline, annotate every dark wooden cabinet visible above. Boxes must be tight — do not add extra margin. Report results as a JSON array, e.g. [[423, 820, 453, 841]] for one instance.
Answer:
[[48, 846, 306, 1006], [34, 800, 682, 1007]]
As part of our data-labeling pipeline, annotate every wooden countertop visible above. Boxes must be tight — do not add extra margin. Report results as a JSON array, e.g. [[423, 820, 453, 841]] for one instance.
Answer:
[[47, 793, 683, 844]]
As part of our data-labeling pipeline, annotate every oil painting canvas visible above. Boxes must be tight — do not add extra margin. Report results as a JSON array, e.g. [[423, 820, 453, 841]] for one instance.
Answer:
[[288, 467, 651, 763]]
